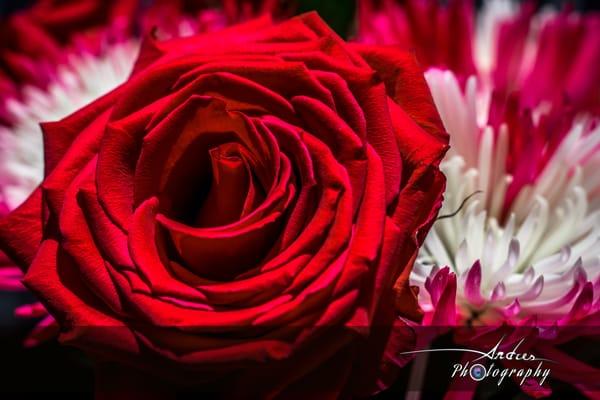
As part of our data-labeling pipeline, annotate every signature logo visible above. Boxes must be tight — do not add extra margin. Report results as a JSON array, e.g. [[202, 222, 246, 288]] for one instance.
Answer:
[[400, 336, 553, 387]]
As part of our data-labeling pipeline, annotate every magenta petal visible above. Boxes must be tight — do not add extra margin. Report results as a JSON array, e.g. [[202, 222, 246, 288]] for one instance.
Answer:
[[22, 315, 58, 348], [521, 378, 552, 399], [553, 281, 585, 310], [425, 266, 450, 305], [490, 281, 506, 302], [538, 323, 559, 340], [464, 260, 485, 307], [429, 271, 457, 326], [14, 302, 47, 318], [564, 282, 594, 323], [503, 298, 521, 317]]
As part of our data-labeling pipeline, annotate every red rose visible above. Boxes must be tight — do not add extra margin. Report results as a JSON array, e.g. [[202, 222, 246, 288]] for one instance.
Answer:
[[0, 12, 447, 397]]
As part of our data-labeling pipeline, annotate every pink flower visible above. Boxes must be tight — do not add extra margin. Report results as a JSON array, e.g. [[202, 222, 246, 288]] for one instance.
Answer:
[[357, 0, 600, 327], [357, 1, 600, 395], [419, 3, 599, 328]]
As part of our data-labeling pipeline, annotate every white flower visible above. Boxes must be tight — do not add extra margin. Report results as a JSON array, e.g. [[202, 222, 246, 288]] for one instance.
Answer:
[[412, 68, 600, 325]]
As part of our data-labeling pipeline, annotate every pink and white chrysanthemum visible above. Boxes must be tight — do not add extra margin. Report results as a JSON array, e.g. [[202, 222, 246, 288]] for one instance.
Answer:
[[404, 2, 600, 326], [414, 70, 600, 325]]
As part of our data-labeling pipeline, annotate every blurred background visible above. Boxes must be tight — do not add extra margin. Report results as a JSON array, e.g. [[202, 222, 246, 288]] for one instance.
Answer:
[[1, 0, 599, 36]]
